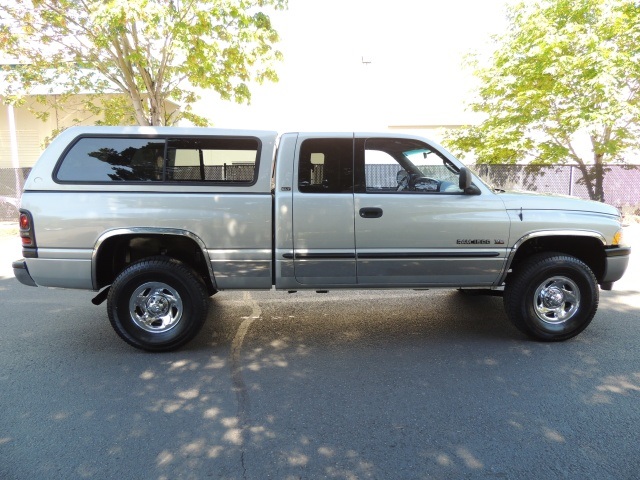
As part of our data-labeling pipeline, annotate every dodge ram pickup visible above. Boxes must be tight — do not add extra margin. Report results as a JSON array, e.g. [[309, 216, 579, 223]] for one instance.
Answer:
[[12, 127, 631, 351]]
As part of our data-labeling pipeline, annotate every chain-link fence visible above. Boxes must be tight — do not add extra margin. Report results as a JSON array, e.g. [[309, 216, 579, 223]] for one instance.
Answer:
[[2, 164, 640, 221], [167, 164, 255, 182], [0, 168, 30, 221]]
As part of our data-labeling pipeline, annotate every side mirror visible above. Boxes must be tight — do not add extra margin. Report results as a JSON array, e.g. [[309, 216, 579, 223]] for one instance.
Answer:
[[459, 167, 481, 195]]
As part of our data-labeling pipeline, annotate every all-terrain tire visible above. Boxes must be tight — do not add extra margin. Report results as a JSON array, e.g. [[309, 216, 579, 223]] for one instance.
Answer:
[[504, 252, 599, 341], [107, 256, 209, 352]]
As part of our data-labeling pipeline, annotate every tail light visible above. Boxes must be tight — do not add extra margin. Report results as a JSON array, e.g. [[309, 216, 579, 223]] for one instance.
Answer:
[[19, 210, 38, 258]]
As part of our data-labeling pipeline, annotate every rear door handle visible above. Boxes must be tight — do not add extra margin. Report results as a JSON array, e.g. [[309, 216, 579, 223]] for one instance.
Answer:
[[359, 207, 383, 218]]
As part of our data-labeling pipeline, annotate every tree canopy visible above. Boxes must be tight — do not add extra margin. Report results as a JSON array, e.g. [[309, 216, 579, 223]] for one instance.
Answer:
[[0, 0, 287, 127], [444, 0, 640, 201]]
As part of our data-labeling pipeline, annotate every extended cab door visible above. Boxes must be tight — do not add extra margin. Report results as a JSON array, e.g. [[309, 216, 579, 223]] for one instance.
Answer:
[[290, 134, 357, 285], [353, 136, 511, 286]]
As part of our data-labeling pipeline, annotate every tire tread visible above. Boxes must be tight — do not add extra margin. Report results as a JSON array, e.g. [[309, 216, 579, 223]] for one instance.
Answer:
[[504, 252, 598, 341], [107, 256, 209, 351]]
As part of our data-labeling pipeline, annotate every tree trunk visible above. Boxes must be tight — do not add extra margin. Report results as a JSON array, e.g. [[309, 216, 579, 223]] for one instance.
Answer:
[[593, 154, 605, 203], [574, 155, 606, 203], [129, 91, 151, 126], [574, 163, 596, 201]]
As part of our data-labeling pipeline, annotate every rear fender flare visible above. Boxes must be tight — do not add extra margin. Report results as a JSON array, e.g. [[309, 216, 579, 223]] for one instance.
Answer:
[[92, 227, 216, 291]]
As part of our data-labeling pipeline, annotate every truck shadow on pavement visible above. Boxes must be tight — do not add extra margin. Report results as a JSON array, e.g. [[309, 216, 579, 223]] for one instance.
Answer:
[[197, 289, 520, 351]]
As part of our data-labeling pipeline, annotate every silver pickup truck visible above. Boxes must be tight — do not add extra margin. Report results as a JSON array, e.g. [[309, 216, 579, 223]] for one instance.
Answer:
[[13, 127, 631, 351]]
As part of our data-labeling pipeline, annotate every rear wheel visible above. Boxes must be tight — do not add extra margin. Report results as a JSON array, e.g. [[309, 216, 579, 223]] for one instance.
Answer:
[[504, 253, 599, 341], [107, 256, 209, 351]]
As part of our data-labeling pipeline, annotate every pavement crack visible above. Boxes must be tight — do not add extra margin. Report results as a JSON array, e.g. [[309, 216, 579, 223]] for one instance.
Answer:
[[241, 450, 247, 480], [230, 292, 261, 476]]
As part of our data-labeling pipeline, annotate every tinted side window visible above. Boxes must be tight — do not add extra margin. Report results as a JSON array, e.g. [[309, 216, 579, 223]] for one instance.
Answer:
[[57, 138, 165, 182], [166, 137, 259, 183], [298, 138, 353, 193]]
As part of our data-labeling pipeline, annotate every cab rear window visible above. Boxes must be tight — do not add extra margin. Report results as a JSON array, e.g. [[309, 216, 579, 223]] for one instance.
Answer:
[[55, 136, 260, 184]]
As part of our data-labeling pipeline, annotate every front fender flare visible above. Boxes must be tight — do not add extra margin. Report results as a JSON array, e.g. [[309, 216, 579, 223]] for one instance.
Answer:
[[496, 229, 606, 286]]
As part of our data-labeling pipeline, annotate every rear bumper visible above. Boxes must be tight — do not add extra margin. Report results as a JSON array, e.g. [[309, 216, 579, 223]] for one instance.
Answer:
[[12, 259, 37, 287]]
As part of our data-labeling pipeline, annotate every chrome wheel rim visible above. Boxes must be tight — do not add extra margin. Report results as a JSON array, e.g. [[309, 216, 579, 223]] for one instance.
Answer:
[[533, 276, 580, 324], [129, 282, 183, 333]]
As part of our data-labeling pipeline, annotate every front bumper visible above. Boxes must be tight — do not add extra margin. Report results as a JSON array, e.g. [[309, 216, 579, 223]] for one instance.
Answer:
[[601, 246, 631, 288], [12, 259, 37, 287]]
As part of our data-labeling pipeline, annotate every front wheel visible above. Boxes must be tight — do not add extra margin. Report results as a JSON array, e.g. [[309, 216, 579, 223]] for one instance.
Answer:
[[504, 253, 599, 341], [107, 256, 209, 351]]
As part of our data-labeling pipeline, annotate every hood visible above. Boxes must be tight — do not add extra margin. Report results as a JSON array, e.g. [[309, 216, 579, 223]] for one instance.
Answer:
[[497, 190, 620, 217]]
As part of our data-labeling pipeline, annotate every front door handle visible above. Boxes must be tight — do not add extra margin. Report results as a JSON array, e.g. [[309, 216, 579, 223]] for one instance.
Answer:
[[359, 207, 383, 218]]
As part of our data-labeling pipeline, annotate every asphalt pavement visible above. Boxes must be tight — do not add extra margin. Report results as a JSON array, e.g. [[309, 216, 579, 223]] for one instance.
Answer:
[[0, 223, 638, 479]]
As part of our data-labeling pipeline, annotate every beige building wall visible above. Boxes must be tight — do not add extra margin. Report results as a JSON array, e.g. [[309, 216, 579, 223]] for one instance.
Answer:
[[0, 94, 180, 168], [0, 101, 43, 169]]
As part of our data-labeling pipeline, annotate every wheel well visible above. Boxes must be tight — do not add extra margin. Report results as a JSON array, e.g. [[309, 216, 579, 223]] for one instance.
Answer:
[[94, 234, 216, 294], [508, 235, 606, 282]]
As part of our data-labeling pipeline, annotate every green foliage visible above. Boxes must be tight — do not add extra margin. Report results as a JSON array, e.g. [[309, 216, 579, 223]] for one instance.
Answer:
[[0, 0, 287, 126], [444, 0, 640, 201]]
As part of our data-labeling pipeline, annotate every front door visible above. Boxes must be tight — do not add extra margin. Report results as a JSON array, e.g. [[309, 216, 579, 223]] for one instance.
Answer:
[[354, 136, 511, 286]]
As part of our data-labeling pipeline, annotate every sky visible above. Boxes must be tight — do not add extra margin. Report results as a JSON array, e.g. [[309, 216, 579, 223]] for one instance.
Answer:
[[193, 0, 518, 133]]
